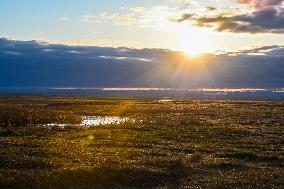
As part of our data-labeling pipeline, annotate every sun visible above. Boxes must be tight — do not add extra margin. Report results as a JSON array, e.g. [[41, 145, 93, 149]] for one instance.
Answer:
[[176, 26, 216, 57], [182, 44, 207, 57]]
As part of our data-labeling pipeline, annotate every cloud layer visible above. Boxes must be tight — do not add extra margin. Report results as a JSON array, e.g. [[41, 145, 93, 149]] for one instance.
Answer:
[[0, 37, 284, 88]]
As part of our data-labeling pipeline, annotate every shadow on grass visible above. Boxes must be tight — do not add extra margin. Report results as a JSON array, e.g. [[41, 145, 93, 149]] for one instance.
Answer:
[[1, 166, 188, 189]]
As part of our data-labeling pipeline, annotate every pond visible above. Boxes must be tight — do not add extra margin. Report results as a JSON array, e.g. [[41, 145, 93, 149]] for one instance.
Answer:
[[45, 116, 133, 128]]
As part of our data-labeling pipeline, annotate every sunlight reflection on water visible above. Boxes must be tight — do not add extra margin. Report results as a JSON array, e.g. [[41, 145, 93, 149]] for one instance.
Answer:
[[45, 116, 133, 128]]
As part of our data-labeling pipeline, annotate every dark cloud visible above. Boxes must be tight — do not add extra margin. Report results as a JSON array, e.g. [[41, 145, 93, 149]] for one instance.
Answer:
[[0, 37, 284, 88], [176, 7, 284, 33], [174, 0, 284, 34], [176, 13, 195, 22], [206, 7, 216, 11]]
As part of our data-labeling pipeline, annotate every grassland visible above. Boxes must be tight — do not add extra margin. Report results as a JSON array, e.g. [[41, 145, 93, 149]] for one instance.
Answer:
[[0, 96, 283, 189]]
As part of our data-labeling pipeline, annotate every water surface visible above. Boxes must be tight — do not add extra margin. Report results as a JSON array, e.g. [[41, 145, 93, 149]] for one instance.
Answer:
[[45, 116, 132, 128]]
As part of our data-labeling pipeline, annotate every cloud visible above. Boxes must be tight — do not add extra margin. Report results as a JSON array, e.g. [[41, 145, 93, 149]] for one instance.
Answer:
[[96, 8, 163, 29], [99, 55, 152, 62], [172, 0, 284, 34], [97, 12, 137, 27], [239, 0, 283, 10], [225, 45, 281, 56], [0, 37, 284, 88], [176, 13, 195, 22], [4, 51, 21, 56], [91, 4, 189, 30], [203, 7, 284, 33], [206, 7, 216, 11], [58, 17, 70, 22], [175, 0, 199, 9], [82, 15, 94, 23], [175, 6, 284, 33]]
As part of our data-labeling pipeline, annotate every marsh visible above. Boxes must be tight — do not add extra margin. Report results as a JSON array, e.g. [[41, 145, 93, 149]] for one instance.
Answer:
[[0, 96, 283, 189]]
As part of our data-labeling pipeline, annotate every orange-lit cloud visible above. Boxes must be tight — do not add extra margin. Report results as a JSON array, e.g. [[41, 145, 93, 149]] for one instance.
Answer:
[[239, 0, 283, 9]]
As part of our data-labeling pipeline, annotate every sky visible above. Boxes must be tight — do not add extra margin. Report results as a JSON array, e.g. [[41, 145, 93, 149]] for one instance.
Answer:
[[2, 0, 284, 55], [1, 0, 284, 89]]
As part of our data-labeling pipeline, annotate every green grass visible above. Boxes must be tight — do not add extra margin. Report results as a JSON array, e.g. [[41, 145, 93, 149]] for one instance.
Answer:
[[0, 96, 283, 188]]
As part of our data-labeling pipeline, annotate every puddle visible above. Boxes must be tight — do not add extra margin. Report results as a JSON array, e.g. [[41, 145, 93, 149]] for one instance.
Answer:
[[158, 99, 173, 103], [45, 116, 133, 128], [81, 116, 131, 126]]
